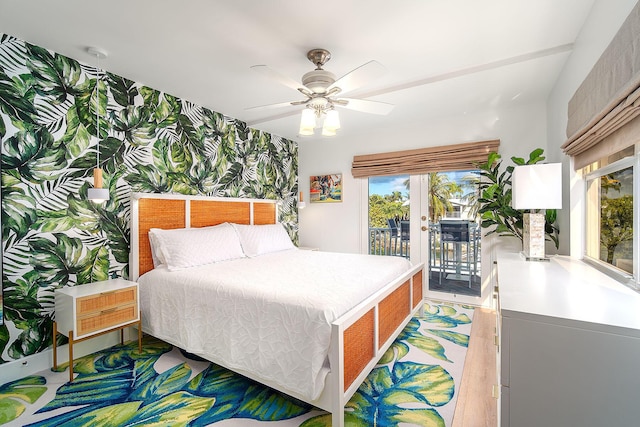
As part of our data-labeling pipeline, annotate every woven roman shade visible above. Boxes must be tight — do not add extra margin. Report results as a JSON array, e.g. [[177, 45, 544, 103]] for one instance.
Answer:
[[562, 2, 640, 170], [351, 139, 500, 178]]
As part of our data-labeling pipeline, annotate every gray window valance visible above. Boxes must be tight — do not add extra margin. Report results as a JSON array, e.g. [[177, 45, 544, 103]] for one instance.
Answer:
[[562, 2, 640, 170], [351, 139, 500, 178]]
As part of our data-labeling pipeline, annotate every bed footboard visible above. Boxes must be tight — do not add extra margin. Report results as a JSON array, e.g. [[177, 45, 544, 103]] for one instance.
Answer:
[[327, 263, 424, 427]]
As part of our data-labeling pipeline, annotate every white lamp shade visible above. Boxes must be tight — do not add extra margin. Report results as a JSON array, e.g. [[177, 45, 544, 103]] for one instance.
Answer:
[[299, 109, 316, 135], [87, 187, 110, 203], [512, 163, 562, 209], [321, 126, 337, 136], [324, 109, 340, 131]]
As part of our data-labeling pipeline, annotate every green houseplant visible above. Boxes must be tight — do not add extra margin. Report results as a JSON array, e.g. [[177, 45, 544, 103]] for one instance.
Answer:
[[477, 148, 560, 249]]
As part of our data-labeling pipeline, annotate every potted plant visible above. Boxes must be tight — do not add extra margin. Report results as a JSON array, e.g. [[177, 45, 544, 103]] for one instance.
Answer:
[[477, 148, 559, 249]]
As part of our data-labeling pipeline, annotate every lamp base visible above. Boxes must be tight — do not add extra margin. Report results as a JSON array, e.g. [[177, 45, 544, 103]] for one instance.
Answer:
[[522, 212, 546, 261], [519, 251, 551, 262]]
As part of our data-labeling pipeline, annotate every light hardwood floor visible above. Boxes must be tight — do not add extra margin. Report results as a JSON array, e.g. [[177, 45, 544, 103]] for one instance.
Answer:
[[452, 307, 498, 427]]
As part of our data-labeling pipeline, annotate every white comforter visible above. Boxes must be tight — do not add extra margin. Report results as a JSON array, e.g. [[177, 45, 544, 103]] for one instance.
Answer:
[[138, 249, 412, 400]]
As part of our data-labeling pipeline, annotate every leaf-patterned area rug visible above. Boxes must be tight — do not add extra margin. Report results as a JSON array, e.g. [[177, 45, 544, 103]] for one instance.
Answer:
[[0, 302, 473, 427]]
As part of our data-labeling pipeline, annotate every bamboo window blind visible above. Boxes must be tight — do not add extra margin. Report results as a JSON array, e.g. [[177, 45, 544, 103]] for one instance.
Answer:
[[351, 139, 500, 178]]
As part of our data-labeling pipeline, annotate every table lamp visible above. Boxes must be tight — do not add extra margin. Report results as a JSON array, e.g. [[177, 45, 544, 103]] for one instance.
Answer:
[[511, 163, 562, 261]]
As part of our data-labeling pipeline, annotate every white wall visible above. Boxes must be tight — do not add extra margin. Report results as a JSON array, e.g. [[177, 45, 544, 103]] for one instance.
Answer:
[[299, 101, 549, 253], [547, 0, 638, 257]]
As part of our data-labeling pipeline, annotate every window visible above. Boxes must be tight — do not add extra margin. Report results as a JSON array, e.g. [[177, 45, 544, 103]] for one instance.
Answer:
[[583, 147, 638, 290], [367, 175, 410, 257]]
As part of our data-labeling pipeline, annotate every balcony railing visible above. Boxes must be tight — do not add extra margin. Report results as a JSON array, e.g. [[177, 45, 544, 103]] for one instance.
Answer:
[[368, 223, 482, 275], [368, 227, 410, 258]]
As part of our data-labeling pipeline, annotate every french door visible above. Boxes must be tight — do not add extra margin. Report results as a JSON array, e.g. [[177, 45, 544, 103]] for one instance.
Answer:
[[364, 174, 486, 306]]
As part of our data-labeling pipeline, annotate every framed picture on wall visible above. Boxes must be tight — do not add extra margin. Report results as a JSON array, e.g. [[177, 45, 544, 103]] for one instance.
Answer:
[[310, 174, 342, 203]]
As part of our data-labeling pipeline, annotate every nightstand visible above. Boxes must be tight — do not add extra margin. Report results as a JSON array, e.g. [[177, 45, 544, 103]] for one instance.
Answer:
[[53, 278, 142, 382]]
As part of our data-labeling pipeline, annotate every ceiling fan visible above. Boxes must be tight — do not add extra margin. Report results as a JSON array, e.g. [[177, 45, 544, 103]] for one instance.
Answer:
[[248, 48, 394, 135]]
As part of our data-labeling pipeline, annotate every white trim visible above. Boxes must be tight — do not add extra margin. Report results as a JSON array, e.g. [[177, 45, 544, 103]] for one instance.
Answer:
[[581, 153, 638, 289], [582, 155, 635, 181], [359, 178, 368, 254], [129, 195, 140, 280], [410, 174, 423, 265], [634, 154, 640, 289], [130, 192, 276, 203]]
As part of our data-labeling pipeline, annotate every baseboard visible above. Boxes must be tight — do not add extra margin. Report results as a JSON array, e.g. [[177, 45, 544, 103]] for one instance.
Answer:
[[0, 328, 135, 385]]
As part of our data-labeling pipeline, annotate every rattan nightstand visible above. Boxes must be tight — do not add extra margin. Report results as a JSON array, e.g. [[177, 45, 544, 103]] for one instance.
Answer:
[[53, 279, 142, 382]]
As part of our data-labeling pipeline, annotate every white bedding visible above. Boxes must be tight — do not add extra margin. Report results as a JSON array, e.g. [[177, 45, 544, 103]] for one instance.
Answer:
[[138, 249, 412, 400]]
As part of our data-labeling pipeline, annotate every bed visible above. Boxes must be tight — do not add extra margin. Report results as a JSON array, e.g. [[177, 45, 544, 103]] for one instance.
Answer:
[[129, 192, 424, 427]]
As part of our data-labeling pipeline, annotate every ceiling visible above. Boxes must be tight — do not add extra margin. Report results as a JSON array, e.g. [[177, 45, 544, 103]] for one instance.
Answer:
[[0, 0, 596, 142]]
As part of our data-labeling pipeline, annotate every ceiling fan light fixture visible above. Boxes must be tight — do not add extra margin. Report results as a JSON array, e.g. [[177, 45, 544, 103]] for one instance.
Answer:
[[321, 110, 340, 136], [308, 96, 329, 111], [299, 108, 316, 136], [321, 126, 337, 137], [324, 109, 341, 131], [307, 48, 332, 69], [302, 69, 336, 93], [248, 48, 392, 138]]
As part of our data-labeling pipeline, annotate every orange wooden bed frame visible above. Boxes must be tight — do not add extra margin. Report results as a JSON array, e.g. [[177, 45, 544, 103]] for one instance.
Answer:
[[129, 192, 424, 427]]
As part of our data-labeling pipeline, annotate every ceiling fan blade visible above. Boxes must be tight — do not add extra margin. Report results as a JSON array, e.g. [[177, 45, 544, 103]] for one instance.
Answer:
[[245, 100, 301, 112], [250, 65, 304, 92], [337, 97, 395, 115], [328, 60, 387, 95]]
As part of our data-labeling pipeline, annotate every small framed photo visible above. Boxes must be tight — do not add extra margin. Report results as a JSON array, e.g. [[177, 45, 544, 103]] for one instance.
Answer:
[[310, 174, 342, 203]]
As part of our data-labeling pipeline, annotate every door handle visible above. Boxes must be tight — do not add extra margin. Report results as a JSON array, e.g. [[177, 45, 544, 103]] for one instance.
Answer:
[[421, 226, 427, 231]]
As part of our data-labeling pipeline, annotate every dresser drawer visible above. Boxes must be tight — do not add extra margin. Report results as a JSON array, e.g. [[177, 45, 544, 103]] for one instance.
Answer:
[[76, 286, 137, 316], [77, 302, 138, 337]]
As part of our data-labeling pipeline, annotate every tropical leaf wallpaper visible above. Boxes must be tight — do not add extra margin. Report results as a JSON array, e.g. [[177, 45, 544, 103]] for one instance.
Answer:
[[0, 34, 299, 364]]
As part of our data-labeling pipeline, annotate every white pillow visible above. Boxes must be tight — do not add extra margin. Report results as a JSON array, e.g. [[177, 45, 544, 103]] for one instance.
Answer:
[[148, 223, 245, 271], [232, 223, 295, 257], [148, 230, 166, 267]]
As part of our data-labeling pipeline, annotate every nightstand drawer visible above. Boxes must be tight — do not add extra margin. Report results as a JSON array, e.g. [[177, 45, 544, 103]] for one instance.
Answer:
[[54, 278, 142, 382], [77, 302, 138, 336], [76, 286, 137, 316]]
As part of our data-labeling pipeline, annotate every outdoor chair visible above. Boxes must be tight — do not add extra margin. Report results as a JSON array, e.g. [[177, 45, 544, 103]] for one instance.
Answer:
[[387, 219, 399, 255], [438, 220, 478, 288], [399, 220, 410, 257]]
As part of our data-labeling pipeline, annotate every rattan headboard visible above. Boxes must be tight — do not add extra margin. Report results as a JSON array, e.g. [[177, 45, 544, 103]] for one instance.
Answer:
[[129, 193, 278, 280]]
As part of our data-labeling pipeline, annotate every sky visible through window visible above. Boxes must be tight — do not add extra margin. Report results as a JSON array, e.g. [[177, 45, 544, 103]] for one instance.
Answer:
[[369, 171, 476, 196], [369, 175, 409, 196]]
